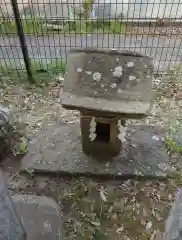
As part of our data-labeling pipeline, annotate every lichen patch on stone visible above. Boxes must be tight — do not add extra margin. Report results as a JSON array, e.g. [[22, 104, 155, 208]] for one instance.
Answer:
[[114, 66, 123, 72], [89, 132, 96, 141], [92, 72, 102, 82], [118, 132, 127, 143], [152, 135, 160, 141], [117, 120, 127, 143], [90, 118, 96, 128], [110, 83, 117, 88], [89, 118, 97, 141], [127, 62, 134, 68], [129, 76, 136, 81], [77, 68, 83, 73], [113, 66, 123, 77], [117, 120, 121, 127]]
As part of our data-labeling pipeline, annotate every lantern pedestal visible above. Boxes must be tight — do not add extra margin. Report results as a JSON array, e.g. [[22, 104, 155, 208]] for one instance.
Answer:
[[20, 123, 174, 178]]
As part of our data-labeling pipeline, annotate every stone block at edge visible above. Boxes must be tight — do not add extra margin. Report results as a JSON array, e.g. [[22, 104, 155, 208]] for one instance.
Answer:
[[12, 194, 64, 240], [0, 170, 26, 240]]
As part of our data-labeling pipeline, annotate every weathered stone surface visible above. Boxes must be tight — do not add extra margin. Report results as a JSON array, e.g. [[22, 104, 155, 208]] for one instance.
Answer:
[[164, 189, 182, 240], [20, 122, 174, 178], [0, 105, 13, 158], [0, 104, 11, 137], [12, 194, 63, 240], [0, 105, 10, 125], [0, 170, 26, 240], [61, 48, 154, 117]]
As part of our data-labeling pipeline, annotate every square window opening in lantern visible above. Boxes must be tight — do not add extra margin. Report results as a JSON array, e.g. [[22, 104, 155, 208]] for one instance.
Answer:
[[95, 122, 110, 143]]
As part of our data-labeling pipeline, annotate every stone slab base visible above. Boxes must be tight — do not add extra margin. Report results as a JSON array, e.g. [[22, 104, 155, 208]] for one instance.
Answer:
[[12, 195, 63, 240], [20, 123, 175, 178]]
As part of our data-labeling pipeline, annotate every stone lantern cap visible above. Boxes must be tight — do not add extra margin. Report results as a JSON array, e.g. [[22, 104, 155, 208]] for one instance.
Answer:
[[61, 48, 154, 118]]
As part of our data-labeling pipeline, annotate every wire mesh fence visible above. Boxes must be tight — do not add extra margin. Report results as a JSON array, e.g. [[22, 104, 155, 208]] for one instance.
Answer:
[[1, 0, 182, 83]]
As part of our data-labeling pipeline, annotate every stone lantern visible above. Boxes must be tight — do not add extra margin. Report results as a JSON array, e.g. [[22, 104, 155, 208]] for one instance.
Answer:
[[20, 48, 173, 178], [61, 48, 154, 156]]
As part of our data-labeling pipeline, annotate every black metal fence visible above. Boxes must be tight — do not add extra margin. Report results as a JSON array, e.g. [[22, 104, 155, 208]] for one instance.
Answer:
[[1, 0, 182, 83]]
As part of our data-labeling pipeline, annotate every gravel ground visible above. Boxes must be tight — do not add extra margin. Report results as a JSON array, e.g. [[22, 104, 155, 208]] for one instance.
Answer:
[[0, 72, 182, 239]]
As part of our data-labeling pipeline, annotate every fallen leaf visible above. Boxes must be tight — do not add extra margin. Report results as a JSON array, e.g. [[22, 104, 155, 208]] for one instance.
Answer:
[[19, 137, 28, 154], [100, 187, 107, 202], [90, 221, 100, 226], [146, 221, 152, 230], [116, 226, 124, 233]]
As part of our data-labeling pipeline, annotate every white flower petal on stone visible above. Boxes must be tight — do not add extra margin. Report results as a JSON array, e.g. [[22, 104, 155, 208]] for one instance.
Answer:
[[89, 132, 96, 141], [92, 72, 102, 82], [90, 117, 96, 133], [77, 68, 83, 72], [90, 126, 96, 132], [110, 83, 117, 88], [118, 132, 127, 142], [127, 62, 134, 67], [129, 75, 136, 81], [119, 125, 126, 133], [117, 120, 122, 127]]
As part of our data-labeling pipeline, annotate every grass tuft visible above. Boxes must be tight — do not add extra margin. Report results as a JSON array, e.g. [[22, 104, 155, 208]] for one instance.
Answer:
[[0, 59, 66, 85], [0, 18, 126, 35], [165, 120, 182, 154]]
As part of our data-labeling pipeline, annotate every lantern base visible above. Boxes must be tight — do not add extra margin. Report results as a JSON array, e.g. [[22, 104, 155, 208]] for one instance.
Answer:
[[20, 122, 174, 178]]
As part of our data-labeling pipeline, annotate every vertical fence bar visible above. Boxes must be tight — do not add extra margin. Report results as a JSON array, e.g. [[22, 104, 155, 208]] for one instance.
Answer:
[[10, 0, 35, 84]]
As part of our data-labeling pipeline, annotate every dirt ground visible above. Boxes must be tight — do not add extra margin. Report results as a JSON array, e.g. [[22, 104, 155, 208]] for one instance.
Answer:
[[0, 74, 182, 239]]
